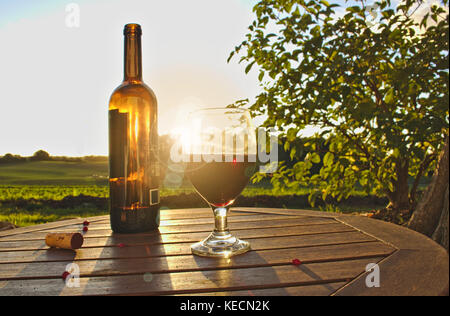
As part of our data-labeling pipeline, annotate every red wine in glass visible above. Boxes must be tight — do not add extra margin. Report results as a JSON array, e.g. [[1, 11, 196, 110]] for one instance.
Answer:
[[187, 157, 256, 207]]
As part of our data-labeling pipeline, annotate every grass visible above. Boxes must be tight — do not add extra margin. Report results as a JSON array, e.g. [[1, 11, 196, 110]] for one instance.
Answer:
[[0, 207, 106, 227], [0, 185, 108, 200], [0, 185, 109, 226], [0, 161, 108, 185], [0, 161, 106, 226]]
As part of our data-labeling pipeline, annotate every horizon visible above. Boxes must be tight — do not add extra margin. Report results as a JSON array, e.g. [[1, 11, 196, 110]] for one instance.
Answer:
[[0, 151, 108, 158]]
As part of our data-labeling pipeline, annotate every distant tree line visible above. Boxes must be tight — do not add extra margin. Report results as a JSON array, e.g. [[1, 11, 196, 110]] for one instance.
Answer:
[[0, 150, 108, 164]]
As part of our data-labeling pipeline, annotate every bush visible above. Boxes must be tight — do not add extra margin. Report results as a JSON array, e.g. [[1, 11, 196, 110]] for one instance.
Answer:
[[30, 150, 50, 161], [0, 153, 26, 164]]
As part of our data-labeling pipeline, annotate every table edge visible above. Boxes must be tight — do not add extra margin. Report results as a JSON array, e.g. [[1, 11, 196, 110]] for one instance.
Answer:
[[333, 215, 449, 296]]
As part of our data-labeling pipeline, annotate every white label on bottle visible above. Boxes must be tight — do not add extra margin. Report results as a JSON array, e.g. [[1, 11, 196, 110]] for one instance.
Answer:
[[150, 189, 160, 205]]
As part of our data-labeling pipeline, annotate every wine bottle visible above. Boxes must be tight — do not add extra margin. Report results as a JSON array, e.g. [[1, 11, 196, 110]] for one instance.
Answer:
[[108, 23, 160, 233]]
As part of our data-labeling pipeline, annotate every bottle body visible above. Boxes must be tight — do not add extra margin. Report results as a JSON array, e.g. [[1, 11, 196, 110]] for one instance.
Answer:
[[109, 24, 160, 233]]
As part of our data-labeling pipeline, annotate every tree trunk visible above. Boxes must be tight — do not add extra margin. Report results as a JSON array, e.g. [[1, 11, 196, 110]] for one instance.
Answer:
[[386, 159, 411, 210], [408, 134, 449, 250], [431, 186, 449, 251]]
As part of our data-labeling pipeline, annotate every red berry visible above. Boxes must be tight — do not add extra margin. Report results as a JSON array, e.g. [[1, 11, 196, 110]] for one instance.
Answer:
[[83, 220, 90, 226], [62, 271, 70, 281], [82, 226, 88, 232], [292, 259, 302, 266], [118, 243, 126, 248]]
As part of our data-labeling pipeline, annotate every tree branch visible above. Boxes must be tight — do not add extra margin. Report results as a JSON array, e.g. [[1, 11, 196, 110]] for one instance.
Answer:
[[364, 76, 389, 112]]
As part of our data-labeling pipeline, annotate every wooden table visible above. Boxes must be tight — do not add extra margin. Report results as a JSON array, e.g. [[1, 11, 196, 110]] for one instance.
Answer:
[[0, 208, 448, 296]]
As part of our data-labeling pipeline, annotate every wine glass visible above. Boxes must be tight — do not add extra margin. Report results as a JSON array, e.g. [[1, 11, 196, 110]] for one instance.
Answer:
[[184, 107, 257, 257]]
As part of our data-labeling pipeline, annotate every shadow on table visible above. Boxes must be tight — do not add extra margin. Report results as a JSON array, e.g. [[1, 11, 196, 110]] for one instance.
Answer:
[[0, 246, 76, 295], [296, 264, 338, 293], [193, 251, 291, 296], [192, 248, 340, 296], [76, 230, 174, 296]]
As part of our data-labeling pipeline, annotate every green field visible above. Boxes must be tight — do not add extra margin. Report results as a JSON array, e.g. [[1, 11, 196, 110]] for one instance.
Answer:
[[0, 160, 388, 227], [0, 161, 108, 185], [0, 161, 103, 226]]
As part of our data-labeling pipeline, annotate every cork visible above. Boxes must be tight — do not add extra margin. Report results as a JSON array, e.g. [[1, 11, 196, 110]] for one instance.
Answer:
[[45, 232, 84, 250]]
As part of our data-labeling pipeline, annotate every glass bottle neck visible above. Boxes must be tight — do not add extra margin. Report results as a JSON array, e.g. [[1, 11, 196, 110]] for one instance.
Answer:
[[124, 33, 142, 82]]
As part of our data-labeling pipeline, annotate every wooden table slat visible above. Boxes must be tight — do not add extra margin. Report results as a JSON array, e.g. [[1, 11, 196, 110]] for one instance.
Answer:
[[0, 216, 336, 242], [178, 282, 347, 296], [0, 214, 309, 240], [0, 231, 377, 264], [0, 222, 353, 251], [0, 216, 109, 238], [0, 242, 394, 281], [94, 208, 300, 222], [0, 257, 383, 296]]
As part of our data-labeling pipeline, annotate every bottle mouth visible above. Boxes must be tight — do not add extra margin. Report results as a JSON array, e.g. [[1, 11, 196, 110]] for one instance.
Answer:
[[124, 23, 142, 35]]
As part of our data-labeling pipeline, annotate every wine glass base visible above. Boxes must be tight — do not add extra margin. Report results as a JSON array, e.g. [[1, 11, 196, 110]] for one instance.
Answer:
[[191, 232, 250, 258]]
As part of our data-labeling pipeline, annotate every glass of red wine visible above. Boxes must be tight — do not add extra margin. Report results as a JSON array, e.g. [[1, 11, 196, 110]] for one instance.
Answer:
[[185, 107, 257, 257]]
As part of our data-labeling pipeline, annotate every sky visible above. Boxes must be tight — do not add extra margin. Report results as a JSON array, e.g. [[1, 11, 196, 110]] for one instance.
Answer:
[[0, 0, 444, 157], [0, 0, 261, 156]]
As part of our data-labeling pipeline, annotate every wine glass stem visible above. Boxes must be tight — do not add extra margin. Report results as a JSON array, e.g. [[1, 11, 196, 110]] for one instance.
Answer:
[[213, 206, 230, 234]]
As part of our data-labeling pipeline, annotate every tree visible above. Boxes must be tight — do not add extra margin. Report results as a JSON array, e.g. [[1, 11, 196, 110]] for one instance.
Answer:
[[408, 134, 448, 249], [0, 153, 15, 163], [31, 150, 50, 161], [0, 153, 26, 164], [230, 0, 449, 216]]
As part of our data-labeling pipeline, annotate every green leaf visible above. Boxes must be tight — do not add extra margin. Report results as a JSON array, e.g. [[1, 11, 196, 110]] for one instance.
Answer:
[[227, 51, 235, 63], [323, 152, 334, 166], [258, 71, 264, 81], [346, 6, 361, 13], [287, 128, 298, 141], [311, 152, 321, 164], [385, 88, 395, 105], [290, 147, 297, 160], [359, 177, 368, 186], [245, 61, 255, 74], [322, 189, 329, 201], [387, 181, 394, 192]]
